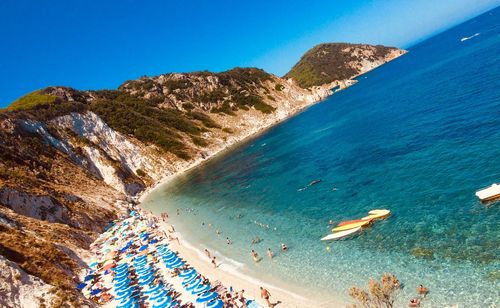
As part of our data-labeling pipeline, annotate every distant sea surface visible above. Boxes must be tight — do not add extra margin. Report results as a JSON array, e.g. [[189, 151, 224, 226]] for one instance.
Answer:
[[143, 8, 500, 307]]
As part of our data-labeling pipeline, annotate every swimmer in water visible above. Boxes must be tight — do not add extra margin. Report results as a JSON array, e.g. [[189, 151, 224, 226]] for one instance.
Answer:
[[281, 243, 288, 252], [226, 237, 233, 245], [251, 236, 261, 244], [251, 250, 260, 262], [267, 248, 273, 259]]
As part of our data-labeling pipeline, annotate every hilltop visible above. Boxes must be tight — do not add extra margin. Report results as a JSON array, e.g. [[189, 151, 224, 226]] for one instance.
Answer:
[[284, 43, 406, 88]]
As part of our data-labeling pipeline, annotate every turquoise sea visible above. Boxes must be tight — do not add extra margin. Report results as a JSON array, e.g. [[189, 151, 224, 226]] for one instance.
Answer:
[[143, 8, 500, 307]]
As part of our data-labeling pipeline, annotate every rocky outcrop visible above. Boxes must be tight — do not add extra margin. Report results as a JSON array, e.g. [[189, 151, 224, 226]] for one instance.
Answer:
[[285, 43, 406, 88]]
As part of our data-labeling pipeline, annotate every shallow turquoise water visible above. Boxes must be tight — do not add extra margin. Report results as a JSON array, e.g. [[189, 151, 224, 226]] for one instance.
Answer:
[[143, 8, 500, 307]]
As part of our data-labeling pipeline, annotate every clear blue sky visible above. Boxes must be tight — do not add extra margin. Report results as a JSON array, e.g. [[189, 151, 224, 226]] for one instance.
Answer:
[[0, 0, 498, 106]]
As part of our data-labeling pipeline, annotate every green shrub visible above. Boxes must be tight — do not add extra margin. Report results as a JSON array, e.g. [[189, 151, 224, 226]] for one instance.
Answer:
[[274, 83, 285, 91], [136, 169, 146, 177], [8, 91, 58, 111]]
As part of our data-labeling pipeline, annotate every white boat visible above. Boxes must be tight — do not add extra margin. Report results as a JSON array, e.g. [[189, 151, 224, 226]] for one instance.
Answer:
[[475, 183, 500, 202], [321, 226, 362, 241]]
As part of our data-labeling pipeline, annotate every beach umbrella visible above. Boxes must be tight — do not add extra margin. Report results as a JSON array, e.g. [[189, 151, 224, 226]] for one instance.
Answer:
[[192, 283, 210, 295], [206, 299, 224, 308], [183, 274, 197, 285], [150, 238, 159, 244], [138, 276, 155, 286], [179, 269, 195, 277], [76, 283, 87, 290], [207, 299, 224, 308], [138, 273, 153, 282], [116, 296, 135, 308], [139, 245, 149, 252], [152, 296, 171, 308], [90, 289, 102, 296], [185, 278, 201, 291], [114, 279, 130, 289], [196, 292, 218, 303], [116, 290, 133, 302], [170, 261, 185, 269], [150, 290, 169, 301], [115, 286, 133, 297], [84, 275, 94, 282], [89, 261, 98, 268]]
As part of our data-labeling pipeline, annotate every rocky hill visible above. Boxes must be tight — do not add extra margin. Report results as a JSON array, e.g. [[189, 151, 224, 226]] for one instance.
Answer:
[[285, 43, 406, 88], [0, 45, 405, 306]]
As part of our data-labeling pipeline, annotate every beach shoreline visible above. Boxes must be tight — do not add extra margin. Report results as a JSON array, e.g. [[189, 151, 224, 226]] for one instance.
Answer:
[[155, 220, 344, 308], [135, 89, 351, 307]]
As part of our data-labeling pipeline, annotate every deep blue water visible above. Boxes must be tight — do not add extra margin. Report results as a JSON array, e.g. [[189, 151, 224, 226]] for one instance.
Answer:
[[143, 8, 500, 307]]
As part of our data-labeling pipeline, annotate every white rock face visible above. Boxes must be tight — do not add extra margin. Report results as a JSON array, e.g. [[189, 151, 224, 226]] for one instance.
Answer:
[[52, 112, 171, 183], [0, 187, 66, 223], [0, 256, 53, 308]]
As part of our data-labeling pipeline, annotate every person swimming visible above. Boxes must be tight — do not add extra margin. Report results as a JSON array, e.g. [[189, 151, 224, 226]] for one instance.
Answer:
[[267, 248, 273, 259], [251, 236, 261, 244], [226, 237, 233, 245], [409, 298, 420, 307], [251, 250, 260, 262], [417, 284, 429, 296], [281, 243, 288, 251]]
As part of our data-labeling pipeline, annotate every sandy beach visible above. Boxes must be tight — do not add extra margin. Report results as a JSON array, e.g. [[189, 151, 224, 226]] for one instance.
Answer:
[[157, 220, 343, 308]]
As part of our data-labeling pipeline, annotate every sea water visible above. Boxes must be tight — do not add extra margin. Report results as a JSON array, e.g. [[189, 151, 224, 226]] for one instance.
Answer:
[[142, 8, 500, 307]]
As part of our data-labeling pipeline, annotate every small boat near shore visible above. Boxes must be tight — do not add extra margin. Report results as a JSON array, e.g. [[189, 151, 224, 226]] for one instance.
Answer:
[[321, 226, 362, 241], [475, 183, 500, 202]]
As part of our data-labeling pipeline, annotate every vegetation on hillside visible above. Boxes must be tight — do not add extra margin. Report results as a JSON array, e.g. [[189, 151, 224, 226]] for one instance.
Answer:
[[89, 91, 209, 160], [7, 91, 58, 111], [285, 43, 401, 88]]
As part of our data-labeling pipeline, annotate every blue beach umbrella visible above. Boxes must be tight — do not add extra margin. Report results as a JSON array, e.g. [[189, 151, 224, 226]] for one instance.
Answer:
[[179, 269, 195, 277], [185, 278, 201, 291], [116, 290, 133, 302], [76, 283, 87, 290], [114, 276, 130, 284], [192, 283, 210, 295], [115, 286, 134, 296], [89, 262, 98, 268], [138, 276, 155, 286], [206, 299, 224, 308], [114, 280, 130, 289], [152, 296, 171, 308], [90, 288, 102, 295], [138, 273, 153, 282], [84, 275, 94, 282], [139, 245, 149, 252], [183, 274, 197, 285], [150, 291, 170, 301], [116, 296, 135, 308], [171, 261, 185, 269], [143, 283, 162, 294], [196, 292, 218, 303], [150, 238, 159, 244]]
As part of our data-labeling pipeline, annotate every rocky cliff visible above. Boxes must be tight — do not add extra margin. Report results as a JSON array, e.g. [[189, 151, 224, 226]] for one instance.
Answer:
[[0, 45, 405, 306]]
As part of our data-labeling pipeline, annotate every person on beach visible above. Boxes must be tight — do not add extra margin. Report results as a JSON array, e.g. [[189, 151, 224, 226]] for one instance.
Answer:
[[251, 250, 260, 262], [281, 243, 288, 252], [204, 248, 211, 259], [267, 248, 273, 259], [226, 237, 233, 245], [260, 287, 272, 307], [211, 256, 217, 268], [176, 208, 180, 215], [238, 289, 247, 307]]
